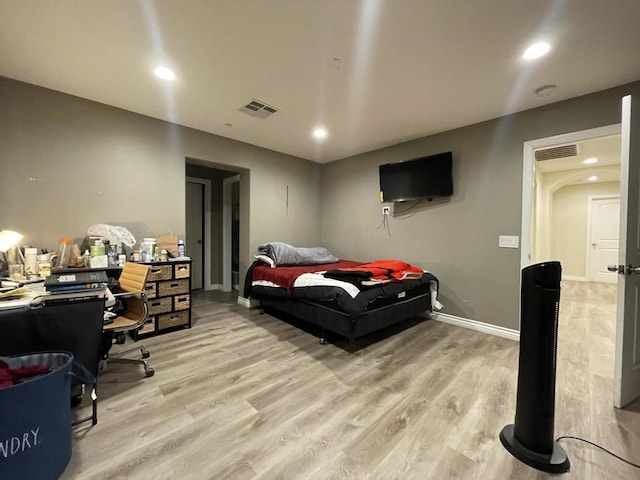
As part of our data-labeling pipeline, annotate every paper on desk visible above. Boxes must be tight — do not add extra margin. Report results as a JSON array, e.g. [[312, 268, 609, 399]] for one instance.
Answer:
[[0, 287, 29, 300]]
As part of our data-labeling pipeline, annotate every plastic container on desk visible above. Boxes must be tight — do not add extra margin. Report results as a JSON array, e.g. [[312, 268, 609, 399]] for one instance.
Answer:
[[54, 238, 72, 269]]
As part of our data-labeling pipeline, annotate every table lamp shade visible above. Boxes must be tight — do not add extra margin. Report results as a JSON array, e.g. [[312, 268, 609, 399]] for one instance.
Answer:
[[0, 230, 24, 252]]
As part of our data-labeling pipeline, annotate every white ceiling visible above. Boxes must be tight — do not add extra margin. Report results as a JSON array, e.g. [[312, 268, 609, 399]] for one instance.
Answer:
[[1, 1, 639, 163]]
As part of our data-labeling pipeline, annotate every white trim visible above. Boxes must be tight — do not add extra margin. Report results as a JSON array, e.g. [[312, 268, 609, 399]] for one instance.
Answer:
[[562, 275, 588, 282], [237, 296, 260, 308], [223, 174, 240, 292], [186, 176, 214, 290], [434, 313, 520, 341]]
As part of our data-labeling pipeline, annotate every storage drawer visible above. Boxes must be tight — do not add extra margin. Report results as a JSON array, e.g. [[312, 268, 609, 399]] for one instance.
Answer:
[[158, 279, 189, 297], [147, 265, 173, 281], [174, 262, 190, 279], [143, 282, 157, 299], [138, 317, 156, 335], [158, 311, 189, 330], [148, 297, 172, 316], [174, 294, 190, 311]]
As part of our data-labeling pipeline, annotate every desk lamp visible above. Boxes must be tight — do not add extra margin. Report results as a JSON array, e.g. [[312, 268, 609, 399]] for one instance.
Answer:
[[0, 230, 24, 252], [0, 230, 24, 274]]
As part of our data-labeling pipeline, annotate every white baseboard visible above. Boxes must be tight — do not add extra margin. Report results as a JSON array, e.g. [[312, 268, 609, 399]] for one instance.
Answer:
[[562, 275, 588, 282], [237, 296, 260, 308], [434, 313, 519, 341]]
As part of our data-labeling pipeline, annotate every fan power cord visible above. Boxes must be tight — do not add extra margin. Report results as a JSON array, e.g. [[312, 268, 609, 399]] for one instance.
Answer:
[[556, 435, 640, 469]]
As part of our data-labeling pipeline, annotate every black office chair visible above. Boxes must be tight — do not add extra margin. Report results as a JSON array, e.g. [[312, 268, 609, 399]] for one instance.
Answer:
[[101, 262, 154, 377]]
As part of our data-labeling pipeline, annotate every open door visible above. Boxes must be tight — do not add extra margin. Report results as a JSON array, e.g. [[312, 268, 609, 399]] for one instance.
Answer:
[[612, 95, 640, 408]]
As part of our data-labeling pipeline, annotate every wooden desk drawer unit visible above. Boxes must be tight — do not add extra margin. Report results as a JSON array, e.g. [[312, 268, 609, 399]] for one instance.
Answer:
[[139, 260, 192, 338]]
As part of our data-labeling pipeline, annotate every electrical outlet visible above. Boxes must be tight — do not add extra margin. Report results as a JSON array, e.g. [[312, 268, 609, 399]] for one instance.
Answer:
[[499, 235, 519, 248], [382, 206, 391, 215]]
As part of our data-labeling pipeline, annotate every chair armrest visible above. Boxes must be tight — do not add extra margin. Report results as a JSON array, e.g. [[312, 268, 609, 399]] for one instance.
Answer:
[[112, 291, 146, 299]]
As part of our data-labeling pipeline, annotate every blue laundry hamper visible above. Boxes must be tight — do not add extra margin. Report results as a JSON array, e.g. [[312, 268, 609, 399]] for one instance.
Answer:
[[0, 351, 96, 480]]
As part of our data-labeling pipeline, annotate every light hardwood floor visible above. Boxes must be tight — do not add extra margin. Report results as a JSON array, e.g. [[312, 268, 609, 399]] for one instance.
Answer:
[[62, 281, 640, 479]]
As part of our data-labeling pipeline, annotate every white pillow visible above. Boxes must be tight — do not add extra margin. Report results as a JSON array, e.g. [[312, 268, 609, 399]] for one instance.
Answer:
[[254, 254, 275, 268]]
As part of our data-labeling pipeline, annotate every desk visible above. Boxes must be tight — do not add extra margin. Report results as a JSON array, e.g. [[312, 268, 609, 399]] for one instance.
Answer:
[[0, 295, 106, 383]]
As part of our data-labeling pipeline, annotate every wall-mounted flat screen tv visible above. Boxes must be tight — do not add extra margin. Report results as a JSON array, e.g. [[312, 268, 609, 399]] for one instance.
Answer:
[[379, 151, 453, 202]]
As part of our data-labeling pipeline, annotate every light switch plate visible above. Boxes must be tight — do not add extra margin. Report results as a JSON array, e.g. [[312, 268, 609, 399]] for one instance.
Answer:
[[499, 235, 519, 248]]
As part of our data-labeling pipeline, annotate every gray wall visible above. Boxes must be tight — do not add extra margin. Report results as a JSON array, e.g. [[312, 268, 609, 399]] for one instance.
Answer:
[[320, 81, 640, 330], [3, 74, 639, 331], [0, 76, 322, 288]]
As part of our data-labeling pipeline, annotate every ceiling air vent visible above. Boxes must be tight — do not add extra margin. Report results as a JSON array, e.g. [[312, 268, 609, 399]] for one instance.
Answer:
[[534, 143, 579, 161], [239, 98, 278, 119]]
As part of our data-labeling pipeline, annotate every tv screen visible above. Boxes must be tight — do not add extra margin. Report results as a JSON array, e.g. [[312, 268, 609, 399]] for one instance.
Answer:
[[379, 151, 453, 202]]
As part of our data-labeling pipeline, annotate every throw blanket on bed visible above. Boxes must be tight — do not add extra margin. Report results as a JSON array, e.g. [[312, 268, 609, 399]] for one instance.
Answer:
[[324, 260, 423, 287], [248, 259, 361, 294], [257, 242, 339, 266]]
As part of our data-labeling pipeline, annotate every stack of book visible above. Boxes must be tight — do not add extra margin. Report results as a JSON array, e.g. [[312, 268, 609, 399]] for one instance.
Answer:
[[44, 271, 108, 294]]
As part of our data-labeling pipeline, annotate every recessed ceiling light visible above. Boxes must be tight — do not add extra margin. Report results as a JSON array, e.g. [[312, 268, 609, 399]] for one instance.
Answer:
[[153, 66, 176, 80], [523, 42, 551, 60], [588, 175, 598, 181], [312, 128, 328, 139], [583, 157, 598, 164]]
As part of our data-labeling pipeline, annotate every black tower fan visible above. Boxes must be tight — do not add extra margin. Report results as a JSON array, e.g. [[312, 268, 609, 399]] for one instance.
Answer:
[[499, 261, 570, 473]]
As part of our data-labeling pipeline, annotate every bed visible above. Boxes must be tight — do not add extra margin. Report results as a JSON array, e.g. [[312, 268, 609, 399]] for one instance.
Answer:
[[244, 244, 440, 344]]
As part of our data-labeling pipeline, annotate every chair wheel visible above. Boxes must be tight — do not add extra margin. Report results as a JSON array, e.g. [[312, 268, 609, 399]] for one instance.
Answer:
[[145, 368, 155, 377], [319, 338, 327, 345], [141, 351, 150, 359]]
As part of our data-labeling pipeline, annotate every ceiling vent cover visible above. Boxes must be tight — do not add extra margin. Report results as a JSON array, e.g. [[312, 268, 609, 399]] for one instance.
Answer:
[[239, 98, 278, 119], [535, 144, 579, 161]]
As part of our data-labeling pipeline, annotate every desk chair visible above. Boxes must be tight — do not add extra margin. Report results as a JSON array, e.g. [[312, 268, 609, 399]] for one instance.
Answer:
[[101, 262, 154, 377]]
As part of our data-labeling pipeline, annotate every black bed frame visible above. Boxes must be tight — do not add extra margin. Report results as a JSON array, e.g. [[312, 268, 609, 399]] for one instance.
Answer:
[[257, 289, 433, 344]]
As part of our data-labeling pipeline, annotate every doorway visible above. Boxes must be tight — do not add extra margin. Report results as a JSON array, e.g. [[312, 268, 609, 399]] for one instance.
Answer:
[[526, 131, 622, 276], [223, 174, 240, 292], [522, 124, 623, 407], [186, 162, 241, 292], [185, 177, 212, 290]]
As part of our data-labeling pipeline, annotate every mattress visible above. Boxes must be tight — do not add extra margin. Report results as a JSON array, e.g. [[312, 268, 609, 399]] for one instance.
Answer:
[[246, 260, 439, 318]]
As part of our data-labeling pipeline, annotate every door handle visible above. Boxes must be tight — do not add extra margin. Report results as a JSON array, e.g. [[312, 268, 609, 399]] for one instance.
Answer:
[[627, 265, 640, 275], [197, 239, 202, 244], [608, 264, 640, 275]]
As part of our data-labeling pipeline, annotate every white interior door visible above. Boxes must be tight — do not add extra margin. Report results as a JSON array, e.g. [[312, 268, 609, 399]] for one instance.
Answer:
[[589, 196, 620, 284], [186, 181, 204, 290], [614, 95, 640, 408]]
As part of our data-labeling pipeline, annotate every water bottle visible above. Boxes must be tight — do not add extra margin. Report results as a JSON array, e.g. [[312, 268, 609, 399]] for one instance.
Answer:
[[107, 245, 119, 267], [178, 240, 185, 257]]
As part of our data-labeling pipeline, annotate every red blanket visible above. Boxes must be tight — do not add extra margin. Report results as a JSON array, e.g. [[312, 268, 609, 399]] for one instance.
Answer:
[[325, 260, 423, 285], [252, 260, 362, 293]]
